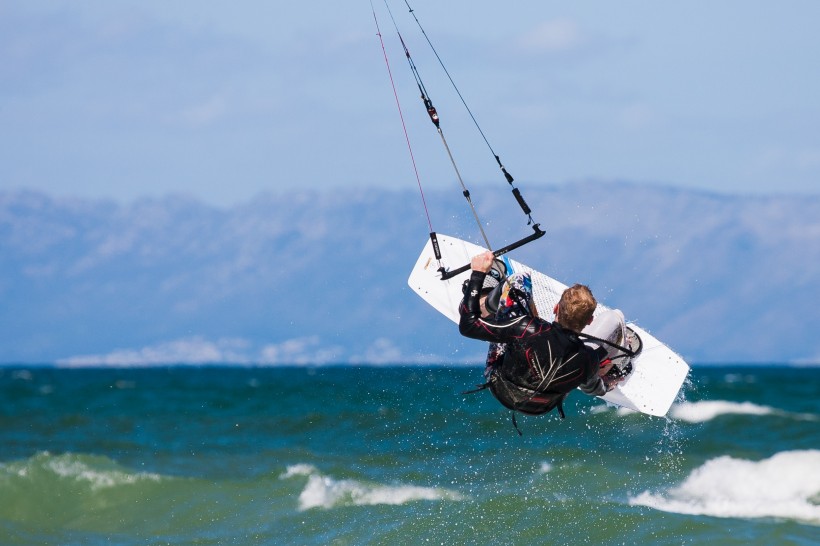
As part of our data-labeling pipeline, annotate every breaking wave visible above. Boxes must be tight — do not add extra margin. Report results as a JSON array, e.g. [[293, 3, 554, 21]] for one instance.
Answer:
[[279, 464, 464, 511], [670, 400, 818, 423], [630, 450, 820, 524], [0, 451, 164, 491]]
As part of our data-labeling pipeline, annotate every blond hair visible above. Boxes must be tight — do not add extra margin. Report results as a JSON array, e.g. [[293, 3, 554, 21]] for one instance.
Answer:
[[556, 284, 597, 332]]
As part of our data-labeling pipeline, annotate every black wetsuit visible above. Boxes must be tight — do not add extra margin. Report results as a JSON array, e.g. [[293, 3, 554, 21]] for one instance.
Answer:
[[459, 270, 606, 415]]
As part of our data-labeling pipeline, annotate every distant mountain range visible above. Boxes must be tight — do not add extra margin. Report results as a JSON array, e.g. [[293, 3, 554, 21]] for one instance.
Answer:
[[1, 184, 818, 365]]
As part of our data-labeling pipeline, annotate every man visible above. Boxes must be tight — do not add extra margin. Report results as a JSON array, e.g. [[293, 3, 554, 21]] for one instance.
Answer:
[[459, 251, 621, 420]]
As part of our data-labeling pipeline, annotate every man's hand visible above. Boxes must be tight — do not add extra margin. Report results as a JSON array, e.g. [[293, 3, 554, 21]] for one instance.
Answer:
[[603, 375, 624, 392], [598, 359, 616, 377], [470, 251, 495, 273], [599, 359, 625, 392]]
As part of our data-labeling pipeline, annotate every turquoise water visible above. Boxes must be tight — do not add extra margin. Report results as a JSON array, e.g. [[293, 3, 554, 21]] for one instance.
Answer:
[[0, 365, 817, 545]]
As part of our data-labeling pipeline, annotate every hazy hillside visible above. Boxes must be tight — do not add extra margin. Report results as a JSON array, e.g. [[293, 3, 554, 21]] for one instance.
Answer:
[[1, 184, 818, 364]]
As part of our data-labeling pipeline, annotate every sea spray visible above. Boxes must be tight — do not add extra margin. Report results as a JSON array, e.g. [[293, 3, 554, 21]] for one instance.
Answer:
[[0, 365, 817, 545]]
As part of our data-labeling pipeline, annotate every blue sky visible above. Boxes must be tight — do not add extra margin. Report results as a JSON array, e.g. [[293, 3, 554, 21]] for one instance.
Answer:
[[2, 1, 819, 206]]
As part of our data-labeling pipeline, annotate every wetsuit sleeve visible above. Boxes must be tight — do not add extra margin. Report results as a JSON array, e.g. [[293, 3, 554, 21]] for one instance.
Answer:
[[458, 271, 522, 344], [460, 271, 486, 316], [579, 375, 606, 397], [578, 347, 607, 397], [459, 271, 496, 342]]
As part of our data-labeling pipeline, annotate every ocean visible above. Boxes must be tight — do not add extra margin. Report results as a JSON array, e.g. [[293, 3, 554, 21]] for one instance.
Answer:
[[0, 365, 817, 545]]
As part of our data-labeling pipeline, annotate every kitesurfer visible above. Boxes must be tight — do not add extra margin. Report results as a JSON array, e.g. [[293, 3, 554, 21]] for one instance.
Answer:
[[459, 251, 623, 419]]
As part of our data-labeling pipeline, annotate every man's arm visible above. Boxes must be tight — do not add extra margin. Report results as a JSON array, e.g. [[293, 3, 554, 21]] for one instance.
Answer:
[[579, 372, 607, 397], [458, 269, 502, 342], [458, 251, 522, 343], [578, 349, 624, 397]]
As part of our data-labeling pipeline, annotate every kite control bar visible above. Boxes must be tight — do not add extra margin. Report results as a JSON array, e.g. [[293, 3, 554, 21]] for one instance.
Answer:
[[438, 224, 546, 281]]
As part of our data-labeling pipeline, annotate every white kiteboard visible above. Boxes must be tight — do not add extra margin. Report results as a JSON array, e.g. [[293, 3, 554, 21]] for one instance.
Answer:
[[408, 233, 689, 417]]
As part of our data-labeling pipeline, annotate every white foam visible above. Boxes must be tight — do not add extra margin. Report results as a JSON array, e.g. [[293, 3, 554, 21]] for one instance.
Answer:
[[670, 400, 775, 423], [670, 400, 819, 423], [280, 464, 463, 511], [590, 403, 638, 416], [46, 456, 162, 490], [280, 464, 319, 479], [630, 450, 820, 524]]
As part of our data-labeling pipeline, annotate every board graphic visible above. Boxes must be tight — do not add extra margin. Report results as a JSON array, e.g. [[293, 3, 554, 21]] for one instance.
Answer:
[[408, 234, 690, 416]]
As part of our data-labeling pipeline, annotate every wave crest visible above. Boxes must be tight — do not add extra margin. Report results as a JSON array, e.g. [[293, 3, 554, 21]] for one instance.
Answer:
[[280, 464, 463, 511], [670, 400, 775, 422], [0, 451, 163, 491], [630, 450, 820, 524], [670, 400, 818, 423]]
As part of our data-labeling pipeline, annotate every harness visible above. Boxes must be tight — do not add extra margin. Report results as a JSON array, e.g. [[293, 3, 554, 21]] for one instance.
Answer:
[[463, 374, 570, 435], [462, 332, 587, 434], [463, 323, 641, 435]]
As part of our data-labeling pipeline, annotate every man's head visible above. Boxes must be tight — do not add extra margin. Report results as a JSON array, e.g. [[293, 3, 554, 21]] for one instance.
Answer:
[[554, 284, 597, 332]]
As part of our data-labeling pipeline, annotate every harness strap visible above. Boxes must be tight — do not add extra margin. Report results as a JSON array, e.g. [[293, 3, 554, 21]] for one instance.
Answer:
[[511, 412, 523, 436], [509, 394, 565, 436], [575, 331, 638, 358], [461, 380, 526, 435], [556, 399, 566, 419], [461, 382, 491, 395]]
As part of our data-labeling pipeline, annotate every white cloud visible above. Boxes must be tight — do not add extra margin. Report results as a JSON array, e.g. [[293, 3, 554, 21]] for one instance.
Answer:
[[57, 336, 253, 366], [54, 334, 462, 367], [350, 338, 404, 365], [176, 95, 228, 127], [258, 336, 343, 365], [57, 335, 350, 367], [517, 18, 583, 53], [348, 338, 476, 366]]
